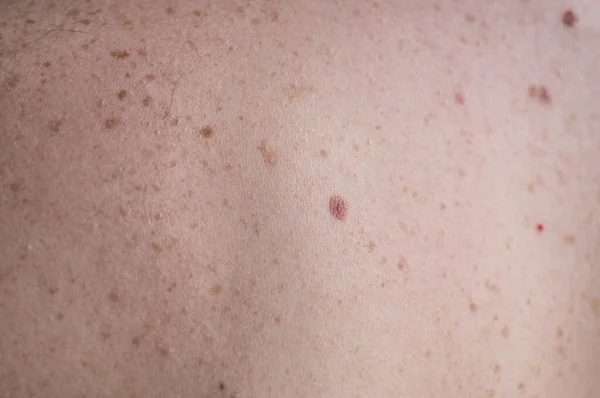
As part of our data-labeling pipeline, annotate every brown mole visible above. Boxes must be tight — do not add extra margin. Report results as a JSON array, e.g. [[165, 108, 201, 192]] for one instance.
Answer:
[[329, 195, 348, 221]]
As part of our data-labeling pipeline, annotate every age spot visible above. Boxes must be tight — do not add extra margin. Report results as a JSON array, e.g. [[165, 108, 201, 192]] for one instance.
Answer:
[[329, 195, 348, 221]]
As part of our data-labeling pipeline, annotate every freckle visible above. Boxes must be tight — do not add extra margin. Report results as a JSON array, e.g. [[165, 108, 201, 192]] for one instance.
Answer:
[[367, 241, 376, 253], [166, 6, 174, 14], [329, 195, 348, 221], [528, 85, 537, 98], [517, 382, 526, 392], [49, 120, 62, 133], [125, 72, 131, 78], [193, 9, 202, 17], [132, 336, 141, 347], [319, 149, 329, 158], [562, 9, 577, 27], [10, 182, 21, 192], [170, 118, 179, 126], [104, 117, 119, 129], [145, 73, 155, 81], [151, 242, 162, 253], [110, 50, 130, 59], [48, 287, 59, 295], [557, 327, 564, 337], [274, 315, 281, 324], [117, 89, 127, 100], [142, 96, 152, 106], [494, 364, 502, 374], [211, 285, 222, 295], [108, 291, 119, 303], [26, 19, 35, 24], [199, 125, 214, 138], [79, 19, 91, 25], [538, 86, 552, 104], [258, 139, 277, 166], [469, 301, 477, 312]]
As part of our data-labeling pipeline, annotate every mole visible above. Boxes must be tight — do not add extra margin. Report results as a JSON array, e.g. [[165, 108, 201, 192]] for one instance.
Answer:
[[329, 195, 348, 221], [562, 10, 578, 27]]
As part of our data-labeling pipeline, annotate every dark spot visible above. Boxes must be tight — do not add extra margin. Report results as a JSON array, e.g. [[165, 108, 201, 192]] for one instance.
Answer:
[[329, 195, 348, 221], [211, 285, 222, 295], [501, 325, 509, 338], [158, 347, 169, 357], [145, 74, 155, 81], [79, 19, 91, 25], [132, 335, 141, 347], [469, 301, 477, 312], [518, 382, 526, 392], [104, 118, 120, 129], [49, 120, 62, 133], [166, 7, 174, 15], [48, 286, 59, 295], [199, 125, 214, 138], [464, 13, 476, 23], [274, 315, 281, 324], [56, 312, 64, 321], [25, 19, 35, 24], [125, 72, 131, 78], [219, 382, 226, 391], [170, 118, 179, 126], [10, 182, 21, 192], [538, 86, 551, 104], [43, 61, 51, 67], [110, 50, 130, 59], [193, 10, 202, 17], [319, 149, 329, 158], [151, 242, 162, 253], [562, 10, 577, 27], [142, 96, 152, 106], [108, 291, 119, 303], [536, 223, 544, 232], [117, 90, 127, 100], [167, 282, 176, 292]]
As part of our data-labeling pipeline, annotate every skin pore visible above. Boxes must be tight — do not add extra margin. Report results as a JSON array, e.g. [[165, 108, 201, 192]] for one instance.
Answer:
[[1, 1, 599, 397]]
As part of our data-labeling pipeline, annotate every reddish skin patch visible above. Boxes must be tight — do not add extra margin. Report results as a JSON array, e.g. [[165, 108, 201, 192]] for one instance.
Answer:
[[536, 223, 544, 232], [528, 84, 552, 105], [329, 195, 348, 221], [454, 92, 465, 105], [562, 10, 577, 27]]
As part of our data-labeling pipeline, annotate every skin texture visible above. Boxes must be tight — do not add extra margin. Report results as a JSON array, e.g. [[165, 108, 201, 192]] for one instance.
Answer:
[[1, 0, 599, 397]]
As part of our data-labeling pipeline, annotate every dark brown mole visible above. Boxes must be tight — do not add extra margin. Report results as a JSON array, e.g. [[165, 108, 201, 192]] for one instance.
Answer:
[[562, 9, 578, 27], [329, 195, 348, 221]]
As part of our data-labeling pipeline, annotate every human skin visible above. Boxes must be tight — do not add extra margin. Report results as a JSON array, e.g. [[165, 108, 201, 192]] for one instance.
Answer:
[[0, 0, 599, 397]]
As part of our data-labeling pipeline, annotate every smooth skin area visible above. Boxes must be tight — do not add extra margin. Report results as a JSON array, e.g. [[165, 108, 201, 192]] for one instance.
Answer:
[[1, 0, 599, 397]]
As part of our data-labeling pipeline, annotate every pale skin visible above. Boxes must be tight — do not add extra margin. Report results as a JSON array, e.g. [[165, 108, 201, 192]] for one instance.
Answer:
[[1, 0, 599, 397]]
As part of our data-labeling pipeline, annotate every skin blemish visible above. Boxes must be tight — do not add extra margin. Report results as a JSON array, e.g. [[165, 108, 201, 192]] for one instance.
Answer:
[[110, 50, 130, 59], [117, 89, 127, 100], [258, 140, 277, 166], [199, 125, 214, 138], [528, 85, 552, 104], [536, 223, 544, 233], [562, 10, 578, 27], [329, 195, 348, 221], [319, 149, 329, 158], [104, 117, 120, 129], [454, 92, 465, 105]]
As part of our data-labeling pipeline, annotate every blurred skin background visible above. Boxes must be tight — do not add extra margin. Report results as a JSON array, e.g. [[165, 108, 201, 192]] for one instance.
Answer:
[[0, 0, 599, 397]]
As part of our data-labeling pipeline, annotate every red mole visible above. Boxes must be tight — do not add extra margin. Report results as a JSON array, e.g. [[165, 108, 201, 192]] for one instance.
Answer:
[[329, 195, 348, 221]]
